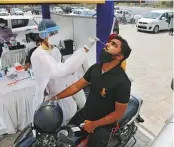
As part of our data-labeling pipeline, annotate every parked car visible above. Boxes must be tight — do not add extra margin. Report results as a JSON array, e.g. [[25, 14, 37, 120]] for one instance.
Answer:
[[22, 6, 31, 12], [71, 7, 78, 12], [0, 15, 38, 42], [10, 8, 24, 15], [82, 10, 96, 17], [0, 8, 9, 16], [69, 9, 90, 16], [52, 7, 63, 14], [78, 7, 87, 10], [115, 10, 142, 24], [114, 6, 120, 10], [136, 10, 173, 33], [31, 7, 41, 15]]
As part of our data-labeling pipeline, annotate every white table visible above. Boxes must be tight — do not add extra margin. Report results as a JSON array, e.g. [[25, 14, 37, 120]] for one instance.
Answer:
[[0, 74, 36, 135]]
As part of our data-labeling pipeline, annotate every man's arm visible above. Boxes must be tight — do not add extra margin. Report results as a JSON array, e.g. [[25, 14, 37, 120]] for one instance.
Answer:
[[94, 102, 128, 127], [49, 63, 94, 101], [55, 78, 89, 100], [84, 102, 128, 133]]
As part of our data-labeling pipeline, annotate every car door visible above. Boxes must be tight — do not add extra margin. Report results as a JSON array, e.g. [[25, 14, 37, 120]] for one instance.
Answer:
[[159, 13, 169, 30]]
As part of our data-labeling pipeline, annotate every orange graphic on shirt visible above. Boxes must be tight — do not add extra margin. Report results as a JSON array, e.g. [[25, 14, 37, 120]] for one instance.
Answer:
[[100, 88, 106, 97]]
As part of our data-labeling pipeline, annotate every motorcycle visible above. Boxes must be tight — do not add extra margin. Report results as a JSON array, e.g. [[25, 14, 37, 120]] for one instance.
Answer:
[[13, 93, 144, 147]]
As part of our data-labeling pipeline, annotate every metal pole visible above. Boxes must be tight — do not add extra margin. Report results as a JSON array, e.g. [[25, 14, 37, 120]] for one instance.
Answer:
[[96, 1, 114, 63], [41, 4, 50, 19]]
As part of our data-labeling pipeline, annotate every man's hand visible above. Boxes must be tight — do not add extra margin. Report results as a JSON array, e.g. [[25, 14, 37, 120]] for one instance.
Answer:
[[83, 120, 98, 133]]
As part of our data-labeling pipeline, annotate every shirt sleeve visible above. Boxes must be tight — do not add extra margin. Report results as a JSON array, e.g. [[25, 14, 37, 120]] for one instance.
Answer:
[[83, 64, 95, 82], [114, 80, 131, 104]]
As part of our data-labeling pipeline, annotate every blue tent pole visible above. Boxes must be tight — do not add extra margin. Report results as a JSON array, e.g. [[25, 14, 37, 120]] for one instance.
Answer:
[[96, 1, 114, 63], [41, 4, 50, 19]]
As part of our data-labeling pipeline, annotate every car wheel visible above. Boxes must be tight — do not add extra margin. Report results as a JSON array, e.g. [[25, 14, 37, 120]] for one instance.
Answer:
[[153, 25, 159, 33]]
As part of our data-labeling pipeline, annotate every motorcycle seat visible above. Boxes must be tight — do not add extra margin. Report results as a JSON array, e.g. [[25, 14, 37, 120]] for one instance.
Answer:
[[118, 95, 140, 127]]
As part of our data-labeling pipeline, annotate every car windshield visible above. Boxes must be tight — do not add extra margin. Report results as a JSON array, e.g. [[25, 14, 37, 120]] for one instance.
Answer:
[[144, 12, 162, 19]]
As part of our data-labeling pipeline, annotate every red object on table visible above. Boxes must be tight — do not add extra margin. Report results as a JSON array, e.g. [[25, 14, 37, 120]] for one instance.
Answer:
[[15, 66, 24, 71]]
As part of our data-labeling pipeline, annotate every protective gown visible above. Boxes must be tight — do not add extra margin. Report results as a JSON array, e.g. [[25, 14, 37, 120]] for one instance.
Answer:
[[31, 46, 87, 122]]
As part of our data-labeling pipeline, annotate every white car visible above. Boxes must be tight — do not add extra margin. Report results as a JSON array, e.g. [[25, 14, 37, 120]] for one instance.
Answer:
[[136, 10, 173, 33], [10, 8, 24, 15], [71, 7, 78, 12], [115, 10, 142, 23], [0, 8, 9, 16], [52, 7, 63, 14], [69, 9, 90, 16], [0, 15, 38, 42]]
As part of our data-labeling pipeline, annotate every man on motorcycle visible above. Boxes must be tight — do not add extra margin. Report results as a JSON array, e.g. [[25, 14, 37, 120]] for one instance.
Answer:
[[49, 35, 132, 147]]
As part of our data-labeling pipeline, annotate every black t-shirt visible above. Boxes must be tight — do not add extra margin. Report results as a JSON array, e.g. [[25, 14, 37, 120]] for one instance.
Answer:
[[83, 63, 131, 121]]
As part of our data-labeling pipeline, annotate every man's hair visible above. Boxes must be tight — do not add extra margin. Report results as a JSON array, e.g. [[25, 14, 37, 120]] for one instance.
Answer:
[[0, 18, 5, 23], [113, 35, 132, 61]]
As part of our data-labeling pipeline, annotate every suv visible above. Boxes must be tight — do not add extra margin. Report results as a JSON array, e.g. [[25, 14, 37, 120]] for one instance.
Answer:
[[0, 15, 38, 42], [137, 10, 173, 33]]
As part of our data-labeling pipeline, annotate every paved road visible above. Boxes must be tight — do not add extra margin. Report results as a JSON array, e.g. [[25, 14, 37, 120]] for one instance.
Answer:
[[119, 24, 173, 137]]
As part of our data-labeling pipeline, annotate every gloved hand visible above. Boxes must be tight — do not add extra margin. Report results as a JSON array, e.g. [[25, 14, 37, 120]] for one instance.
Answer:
[[84, 36, 100, 51]]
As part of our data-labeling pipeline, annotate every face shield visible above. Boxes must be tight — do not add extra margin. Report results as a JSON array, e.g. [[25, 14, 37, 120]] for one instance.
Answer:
[[39, 26, 61, 46]]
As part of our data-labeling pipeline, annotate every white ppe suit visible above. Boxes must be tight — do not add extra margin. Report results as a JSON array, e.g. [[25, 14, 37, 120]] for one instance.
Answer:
[[31, 46, 87, 121]]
